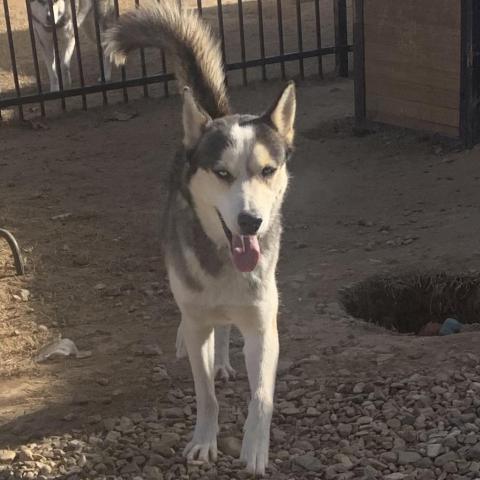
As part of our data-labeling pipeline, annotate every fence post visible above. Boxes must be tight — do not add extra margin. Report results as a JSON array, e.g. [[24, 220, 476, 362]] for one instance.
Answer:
[[334, 0, 349, 77], [353, 0, 365, 127]]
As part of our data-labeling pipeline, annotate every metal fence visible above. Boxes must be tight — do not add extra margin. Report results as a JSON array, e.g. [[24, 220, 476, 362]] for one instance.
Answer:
[[0, 0, 352, 120]]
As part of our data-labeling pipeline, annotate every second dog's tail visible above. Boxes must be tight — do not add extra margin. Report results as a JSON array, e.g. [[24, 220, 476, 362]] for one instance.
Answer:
[[104, 0, 229, 118]]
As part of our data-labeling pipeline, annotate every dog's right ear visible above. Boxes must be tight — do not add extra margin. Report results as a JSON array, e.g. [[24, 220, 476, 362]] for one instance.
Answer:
[[182, 87, 211, 150]]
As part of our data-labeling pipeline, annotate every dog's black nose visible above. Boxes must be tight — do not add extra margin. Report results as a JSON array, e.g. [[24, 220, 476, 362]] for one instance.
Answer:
[[238, 212, 262, 235]]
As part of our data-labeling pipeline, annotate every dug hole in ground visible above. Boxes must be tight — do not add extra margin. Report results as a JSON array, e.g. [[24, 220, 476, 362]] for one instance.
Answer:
[[1, 78, 480, 479]]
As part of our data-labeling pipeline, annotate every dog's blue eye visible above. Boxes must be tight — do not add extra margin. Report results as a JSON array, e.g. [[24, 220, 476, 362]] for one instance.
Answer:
[[214, 170, 232, 181], [261, 166, 276, 178]]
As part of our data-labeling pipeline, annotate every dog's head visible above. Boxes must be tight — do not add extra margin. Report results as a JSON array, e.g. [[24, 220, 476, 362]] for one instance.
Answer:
[[183, 83, 296, 273], [30, 0, 68, 29]]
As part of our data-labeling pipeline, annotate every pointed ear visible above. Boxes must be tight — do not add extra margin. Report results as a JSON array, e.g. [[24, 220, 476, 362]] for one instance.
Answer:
[[266, 81, 296, 144], [182, 87, 212, 149]]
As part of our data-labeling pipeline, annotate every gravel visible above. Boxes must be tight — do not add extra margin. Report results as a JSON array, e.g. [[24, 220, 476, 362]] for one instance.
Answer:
[[3, 348, 480, 479]]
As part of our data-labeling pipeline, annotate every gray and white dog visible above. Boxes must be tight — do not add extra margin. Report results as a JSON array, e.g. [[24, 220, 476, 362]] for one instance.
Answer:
[[105, 1, 296, 476], [30, 0, 115, 91]]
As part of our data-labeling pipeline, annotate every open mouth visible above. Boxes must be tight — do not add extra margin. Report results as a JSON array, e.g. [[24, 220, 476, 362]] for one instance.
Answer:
[[217, 211, 261, 273]]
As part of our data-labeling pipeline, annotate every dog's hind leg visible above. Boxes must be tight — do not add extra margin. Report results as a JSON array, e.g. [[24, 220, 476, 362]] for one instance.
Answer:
[[61, 31, 75, 89], [214, 325, 236, 380], [34, 26, 59, 91], [182, 313, 218, 463], [236, 300, 279, 476]]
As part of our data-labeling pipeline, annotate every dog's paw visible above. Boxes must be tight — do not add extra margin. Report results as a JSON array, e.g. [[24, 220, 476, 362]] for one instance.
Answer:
[[240, 435, 269, 477], [183, 437, 217, 463], [240, 401, 272, 476], [214, 363, 236, 381]]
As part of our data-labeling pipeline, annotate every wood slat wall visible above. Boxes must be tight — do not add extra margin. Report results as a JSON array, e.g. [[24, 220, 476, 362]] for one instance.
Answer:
[[364, 0, 461, 137]]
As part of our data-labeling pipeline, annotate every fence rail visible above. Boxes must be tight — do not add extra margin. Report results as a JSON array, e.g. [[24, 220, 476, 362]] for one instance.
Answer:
[[0, 0, 352, 119]]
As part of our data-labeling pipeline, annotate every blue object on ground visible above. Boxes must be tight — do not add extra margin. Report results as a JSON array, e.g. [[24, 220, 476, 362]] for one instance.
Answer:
[[439, 318, 463, 336]]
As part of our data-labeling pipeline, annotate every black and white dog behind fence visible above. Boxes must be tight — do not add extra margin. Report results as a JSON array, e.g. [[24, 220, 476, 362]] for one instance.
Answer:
[[29, 0, 115, 91]]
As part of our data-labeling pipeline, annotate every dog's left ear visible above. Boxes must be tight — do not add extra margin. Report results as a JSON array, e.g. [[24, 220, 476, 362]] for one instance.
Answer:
[[182, 87, 212, 150], [266, 81, 296, 145]]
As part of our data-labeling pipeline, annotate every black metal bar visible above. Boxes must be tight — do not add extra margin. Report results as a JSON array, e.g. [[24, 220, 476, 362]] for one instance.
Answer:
[[92, 0, 108, 104], [135, 0, 149, 97], [276, 0, 286, 80], [161, 51, 169, 97], [353, 0, 366, 128], [0, 229, 25, 276], [334, 0, 349, 77], [473, 0, 480, 145], [197, 0, 203, 15], [113, 0, 128, 103], [314, 0, 323, 78], [69, 0, 87, 110], [0, 46, 353, 110], [216, 0, 227, 65], [47, 0, 66, 110], [295, 0, 304, 79], [25, 0, 46, 116], [3, 0, 24, 120], [257, 0, 266, 81], [460, 0, 474, 147], [237, 0, 247, 85]]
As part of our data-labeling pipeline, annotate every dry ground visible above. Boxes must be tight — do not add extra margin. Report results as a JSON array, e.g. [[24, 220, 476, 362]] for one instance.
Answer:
[[2, 78, 480, 480]]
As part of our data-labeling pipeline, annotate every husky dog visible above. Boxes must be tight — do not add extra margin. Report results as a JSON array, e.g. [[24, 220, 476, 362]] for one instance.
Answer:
[[105, 2, 296, 476], [29, 0, 115, 91]]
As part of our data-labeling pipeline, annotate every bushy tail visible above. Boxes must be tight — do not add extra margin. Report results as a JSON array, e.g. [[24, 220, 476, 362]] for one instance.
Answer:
[[104, 0, 229, 118]]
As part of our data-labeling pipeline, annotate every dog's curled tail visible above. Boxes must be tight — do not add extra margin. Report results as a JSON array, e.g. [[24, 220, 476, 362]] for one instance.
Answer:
[[104, 0, 229, 118]]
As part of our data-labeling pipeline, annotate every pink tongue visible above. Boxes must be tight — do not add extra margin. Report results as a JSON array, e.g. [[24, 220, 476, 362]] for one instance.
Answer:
[[231, 235, 261, 272]]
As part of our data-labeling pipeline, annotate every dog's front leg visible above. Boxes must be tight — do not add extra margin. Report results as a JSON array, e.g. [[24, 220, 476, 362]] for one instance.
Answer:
[[238, 302, 279, 476], [182, 314, 218, 463]]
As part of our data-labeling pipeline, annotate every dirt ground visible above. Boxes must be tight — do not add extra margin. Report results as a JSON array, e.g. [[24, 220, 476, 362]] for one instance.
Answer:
[[2, 77, 480, 479]]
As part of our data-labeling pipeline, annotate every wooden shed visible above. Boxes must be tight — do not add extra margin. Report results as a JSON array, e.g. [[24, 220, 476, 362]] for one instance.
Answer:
[[354, 0, 480, 147]]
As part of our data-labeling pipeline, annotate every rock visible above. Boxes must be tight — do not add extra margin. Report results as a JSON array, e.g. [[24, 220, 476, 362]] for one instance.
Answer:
[[357, 416, 373, 425], [306, 407, 320, 416], [353, 382, 365, 394], [426, 443, 442, 458], [434, 451, 458, 466], [19, 289, 30, 301], [397, 450, 422, 465], [387, 418, 401, 430], [121, 462, 140, 474], [334, 453, 354, 469], [104, 430, 121, 444], [0, 450, 16, 463], [338, 423, 353, 438], [159, 432, 180, 447], [17, 448, 34, 461], [443, 461, 457, 473], [218, 437, 242, 457], [468, 443, 480, 460], [293, 440, 314, 452], [380, 451, 398, 463], [294, 454, 323, 472], [384, 474, 407, 480], [161, 407, 184, 418], [143, 465, 164, 480], [38, 463, 52, 475], [117, 416, 134, 433]]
